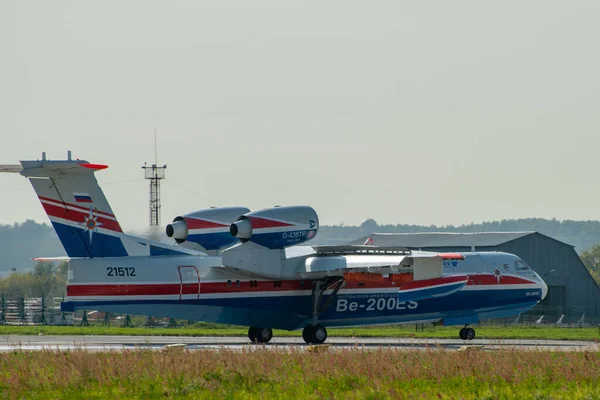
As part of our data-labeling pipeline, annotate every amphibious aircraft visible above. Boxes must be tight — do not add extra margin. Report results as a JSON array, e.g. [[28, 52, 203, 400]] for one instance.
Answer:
[[1, 152, 548, 344]]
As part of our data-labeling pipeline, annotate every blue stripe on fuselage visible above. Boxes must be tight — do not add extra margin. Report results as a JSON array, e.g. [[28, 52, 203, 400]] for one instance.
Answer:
[[62, 288, 542, 330]]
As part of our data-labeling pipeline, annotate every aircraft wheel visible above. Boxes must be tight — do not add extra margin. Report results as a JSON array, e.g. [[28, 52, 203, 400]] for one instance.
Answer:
[[465, 328, 476, 341], [459, 328, 467, 340], [255, 328, 273, 343], [312, 325, 327, 344], [248, 327, 258, 343], [303, 324, 327, 344], [302, 326, 312, 343]]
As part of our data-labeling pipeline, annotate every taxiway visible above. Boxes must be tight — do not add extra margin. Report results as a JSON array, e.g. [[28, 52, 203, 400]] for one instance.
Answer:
[[0, 335, 597, 352]]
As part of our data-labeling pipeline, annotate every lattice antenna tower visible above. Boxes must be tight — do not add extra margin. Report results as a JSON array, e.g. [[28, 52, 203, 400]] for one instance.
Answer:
[[142, 132, 167, 226]]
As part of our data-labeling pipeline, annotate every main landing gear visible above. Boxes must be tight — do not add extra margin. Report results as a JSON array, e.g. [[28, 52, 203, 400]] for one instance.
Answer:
[[247, 278, 343, 345], [300, 278, 344, 344], [459, 325, 476, 340], [248, 327, 273, 343], [302, 324, 327, 344]]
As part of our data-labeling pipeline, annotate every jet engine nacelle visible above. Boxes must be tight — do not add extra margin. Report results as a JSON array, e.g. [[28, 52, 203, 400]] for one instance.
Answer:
[[166, 206, 251, 250], [229, 205, 319, 249]]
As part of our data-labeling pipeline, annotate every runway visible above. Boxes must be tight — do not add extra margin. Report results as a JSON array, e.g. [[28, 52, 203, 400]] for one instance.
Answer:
[[0, 335, 597, 352]]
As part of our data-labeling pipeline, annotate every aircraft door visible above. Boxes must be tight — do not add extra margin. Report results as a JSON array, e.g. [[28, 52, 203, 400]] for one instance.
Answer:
[[178, 266, 200, 300]]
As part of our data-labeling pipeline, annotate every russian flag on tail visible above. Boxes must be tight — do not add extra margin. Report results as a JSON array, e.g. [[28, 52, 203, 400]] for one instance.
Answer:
[[73, 192, 93, 203]]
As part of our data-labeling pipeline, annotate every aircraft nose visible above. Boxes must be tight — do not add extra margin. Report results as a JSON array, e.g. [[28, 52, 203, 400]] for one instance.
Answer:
[[540, 279, 548, 300]]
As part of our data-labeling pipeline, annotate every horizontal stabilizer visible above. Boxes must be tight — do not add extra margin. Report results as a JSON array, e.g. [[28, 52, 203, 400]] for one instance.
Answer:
[[0, 165, 22, 173], [33, 257, 72, 262]]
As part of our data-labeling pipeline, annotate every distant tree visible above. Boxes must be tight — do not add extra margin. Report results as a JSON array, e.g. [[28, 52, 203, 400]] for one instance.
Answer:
[[579, 245, 600, 284], [0, 262, 67, 298]]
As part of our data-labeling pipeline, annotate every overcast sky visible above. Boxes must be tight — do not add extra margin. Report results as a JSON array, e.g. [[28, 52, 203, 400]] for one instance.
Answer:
[[1, 1, 600, 230]]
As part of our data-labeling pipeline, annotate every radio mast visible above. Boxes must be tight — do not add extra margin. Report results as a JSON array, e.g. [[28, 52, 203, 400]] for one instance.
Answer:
[[142, 132, 166, 226]]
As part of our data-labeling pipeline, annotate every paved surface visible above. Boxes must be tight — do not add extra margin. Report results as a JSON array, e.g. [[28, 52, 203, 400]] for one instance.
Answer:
[[0, 335, 597, 352]]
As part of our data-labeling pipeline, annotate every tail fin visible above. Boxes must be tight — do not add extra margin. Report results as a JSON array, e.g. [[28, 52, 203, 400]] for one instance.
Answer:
[[13, 152, 198, 258]]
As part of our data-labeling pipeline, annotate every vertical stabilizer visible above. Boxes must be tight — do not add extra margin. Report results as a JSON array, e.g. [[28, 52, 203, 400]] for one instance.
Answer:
[[19, 156, 127, 257], [12, 152, 198, 258]]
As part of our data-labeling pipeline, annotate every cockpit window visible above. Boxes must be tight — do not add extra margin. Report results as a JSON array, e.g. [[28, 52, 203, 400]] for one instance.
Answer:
[[515, 260, 530, 271]]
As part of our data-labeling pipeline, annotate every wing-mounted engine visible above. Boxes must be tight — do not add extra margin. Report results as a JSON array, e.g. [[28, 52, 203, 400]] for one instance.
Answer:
[[230, 206, 319, 249], [222, 206, 319, 278], [166, 206, 250, 251]]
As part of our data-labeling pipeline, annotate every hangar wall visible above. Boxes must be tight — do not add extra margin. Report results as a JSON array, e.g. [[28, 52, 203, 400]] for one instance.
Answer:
[[496, 233, 600, 323], [352, 232, 600, 324]]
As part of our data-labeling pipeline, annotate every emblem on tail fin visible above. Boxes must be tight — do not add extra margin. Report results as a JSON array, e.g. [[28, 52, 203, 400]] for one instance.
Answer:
[[81, 206, 103, 244]]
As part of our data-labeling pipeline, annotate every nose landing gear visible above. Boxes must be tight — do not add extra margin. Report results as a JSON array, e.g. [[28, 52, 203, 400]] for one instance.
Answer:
[[459, 326, 476, 340]]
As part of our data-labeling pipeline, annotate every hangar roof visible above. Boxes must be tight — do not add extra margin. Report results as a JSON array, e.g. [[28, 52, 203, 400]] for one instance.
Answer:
[[351, 232, 539, 248]]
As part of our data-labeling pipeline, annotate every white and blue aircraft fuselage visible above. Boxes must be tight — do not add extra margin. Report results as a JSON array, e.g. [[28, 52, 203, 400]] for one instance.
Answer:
[[1, 153, 548, 344]]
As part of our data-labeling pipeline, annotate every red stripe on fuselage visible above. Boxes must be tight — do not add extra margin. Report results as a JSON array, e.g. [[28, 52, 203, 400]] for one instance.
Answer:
[[466, 275, 535, 285], [68, 284, 198, 296], [67, 281, 311, 296], [41, 202, 123, 232], [68, 280, 313, 297], [67, 274, 537, 297], [38, 196, 116, 218]]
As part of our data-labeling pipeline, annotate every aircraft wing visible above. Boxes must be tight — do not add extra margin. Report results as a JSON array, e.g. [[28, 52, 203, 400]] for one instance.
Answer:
[[304, 246, 463, 278], [300, 246, 468, 300]]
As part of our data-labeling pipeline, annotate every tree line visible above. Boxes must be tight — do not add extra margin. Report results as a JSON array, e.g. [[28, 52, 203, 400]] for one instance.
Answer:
[[579, 245, 600, 285], [316, 218, 600, 251], [4, 218, 600, 280], [0, 262, 67, 298]]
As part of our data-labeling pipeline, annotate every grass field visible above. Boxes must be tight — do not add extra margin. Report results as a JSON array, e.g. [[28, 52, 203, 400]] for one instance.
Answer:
[[0, 324, 598, 341], [0, 348, 598, 399]]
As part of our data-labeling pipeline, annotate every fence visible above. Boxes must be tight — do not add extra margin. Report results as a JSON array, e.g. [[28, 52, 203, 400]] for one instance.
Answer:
[[0, 294, 598, 328], [0, 295, 69, 325], [0, 295, 179, 327]]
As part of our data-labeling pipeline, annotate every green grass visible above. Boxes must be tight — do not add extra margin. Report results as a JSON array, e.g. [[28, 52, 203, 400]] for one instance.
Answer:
[[0, 348, 599, 399], [0, 324, 598, 340]]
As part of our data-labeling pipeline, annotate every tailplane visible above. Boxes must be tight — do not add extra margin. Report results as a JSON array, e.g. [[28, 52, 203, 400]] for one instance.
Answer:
[[6, 151, 199, 258]]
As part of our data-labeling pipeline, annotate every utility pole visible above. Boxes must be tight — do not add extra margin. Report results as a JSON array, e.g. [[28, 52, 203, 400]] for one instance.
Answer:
[[142, 131, 167, 226]]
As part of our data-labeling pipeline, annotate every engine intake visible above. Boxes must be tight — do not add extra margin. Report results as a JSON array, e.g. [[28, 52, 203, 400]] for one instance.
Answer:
[[166, 206, 250, 250], [166, 219, 187, 240], [230, 205, 319, 249]]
